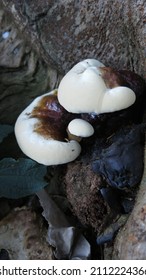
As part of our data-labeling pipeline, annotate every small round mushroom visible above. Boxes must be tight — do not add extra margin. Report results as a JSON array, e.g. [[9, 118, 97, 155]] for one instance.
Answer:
[[58, 59, 136, 114], [15, 90, 81, 166], [67, 118, 94, 141]]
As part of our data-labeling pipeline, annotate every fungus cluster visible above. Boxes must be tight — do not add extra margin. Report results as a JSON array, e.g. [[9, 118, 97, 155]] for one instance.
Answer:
[[15, 59, 136, 166]]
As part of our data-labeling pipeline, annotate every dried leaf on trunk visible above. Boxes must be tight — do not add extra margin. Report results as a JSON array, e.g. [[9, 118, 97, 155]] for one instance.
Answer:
[[37, 188, 91, 260]]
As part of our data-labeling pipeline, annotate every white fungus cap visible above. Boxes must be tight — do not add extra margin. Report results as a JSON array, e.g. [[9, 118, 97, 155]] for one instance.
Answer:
[[15, 90, 81, 166], [68, 118, 94, 137], [58, 59, 136, 114]]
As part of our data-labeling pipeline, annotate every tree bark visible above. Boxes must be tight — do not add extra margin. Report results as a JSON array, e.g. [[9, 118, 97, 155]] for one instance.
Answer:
[[113, 145, 146, 259], [1, 0, 146, 78], [0, 0, 146, 259], [0, 0, 146, 124], [0, 5, 60, 124]]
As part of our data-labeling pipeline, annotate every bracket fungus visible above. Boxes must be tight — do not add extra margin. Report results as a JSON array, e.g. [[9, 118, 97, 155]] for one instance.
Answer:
[[15, 58, 138, 167], [58, 59, 136, 114], [15, 90, 81, 165], [67, 118, 94, 141], [14, 58, 146, 253]]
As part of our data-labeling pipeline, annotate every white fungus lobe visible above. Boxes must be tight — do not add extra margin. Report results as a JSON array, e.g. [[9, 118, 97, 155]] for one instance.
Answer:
[[58, 59, 136, 114], [68, 118, 94, 137], [15, 90, 81, 166]]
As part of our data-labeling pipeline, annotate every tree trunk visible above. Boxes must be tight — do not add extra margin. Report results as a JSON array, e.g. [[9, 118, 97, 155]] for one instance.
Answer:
[[0, 0, 146, 123], [113, 145, 146, 259], [0, 0, 146, 259], [1, 0, 146, 78]]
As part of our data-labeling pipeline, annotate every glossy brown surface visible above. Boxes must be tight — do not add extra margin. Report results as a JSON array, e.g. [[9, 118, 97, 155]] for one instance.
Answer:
[[31, 93, 76, 141], [31, 94, 66, 140], [100, 67, 125, 88]]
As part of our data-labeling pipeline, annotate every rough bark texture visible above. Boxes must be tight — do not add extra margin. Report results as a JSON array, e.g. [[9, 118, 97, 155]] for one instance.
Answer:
[[0, 0, 145, 124], [65, 160, 108, 233], [0, 207, 53, 259], [1, 0, 146, 78], [113, 144, 146, 260], [0, 6, 60, 124], [0, 0, 146, 259]]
